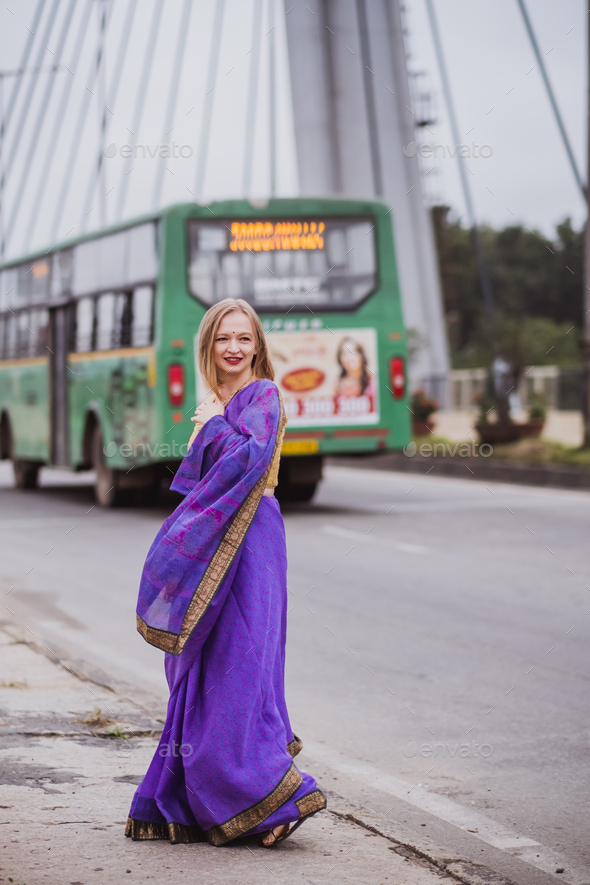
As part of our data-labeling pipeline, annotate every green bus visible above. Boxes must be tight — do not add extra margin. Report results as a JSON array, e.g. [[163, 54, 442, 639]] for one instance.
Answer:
[[0, 198, 410, 506]]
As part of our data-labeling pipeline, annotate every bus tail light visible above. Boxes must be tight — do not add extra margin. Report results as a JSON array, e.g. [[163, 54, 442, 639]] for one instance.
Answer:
[[389, 357, 405, 399], [168, 364, 185, 406]]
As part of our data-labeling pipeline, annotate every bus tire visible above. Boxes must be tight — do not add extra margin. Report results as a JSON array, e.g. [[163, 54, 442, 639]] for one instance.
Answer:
[[13, 460, 40, 490], [280, 482, 318, 503], [0, 412, 11, 459], [275, 455, 322, 504], [92, 426, 120, 507]]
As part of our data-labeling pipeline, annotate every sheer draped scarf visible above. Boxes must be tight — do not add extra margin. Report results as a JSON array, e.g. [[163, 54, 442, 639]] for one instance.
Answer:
[[136, 380, 285, 656]]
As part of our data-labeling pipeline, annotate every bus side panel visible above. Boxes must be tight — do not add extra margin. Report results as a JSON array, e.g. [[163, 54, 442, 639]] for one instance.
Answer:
[[69, 351, 156, 469], [374, 204, 411, 451], [154, 212, 202, 457], [0, 361, 50, 462]]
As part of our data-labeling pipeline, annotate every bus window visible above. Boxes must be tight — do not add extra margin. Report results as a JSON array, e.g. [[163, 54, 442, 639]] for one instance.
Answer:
[[187, 217, 377, 311], [72, 223, 158, 297], [220, 253, 241, 298], [128, 225, 159, 283], [6, 315, 17, 359], [51, 250, 73, 299], [131, 285, 153, 347], [114, 292, 132, 348], [75, 297, 95, 352], [17, 312, 33, 357], [344, 222, 374, 275], [74, 239, 103, 297], [0, 316, 5, 359], [30, 260, 51, 303], [96, 293, 116, 351], [0, 268, 17, 312], [31, 309, 49, 356]]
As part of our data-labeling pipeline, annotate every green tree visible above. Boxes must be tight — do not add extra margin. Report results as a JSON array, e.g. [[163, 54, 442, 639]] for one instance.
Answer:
[[431, 207, 584, 369]]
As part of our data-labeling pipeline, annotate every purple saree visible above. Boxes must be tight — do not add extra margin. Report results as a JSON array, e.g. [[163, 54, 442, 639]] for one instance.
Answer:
[[126, 380, 326, 845]]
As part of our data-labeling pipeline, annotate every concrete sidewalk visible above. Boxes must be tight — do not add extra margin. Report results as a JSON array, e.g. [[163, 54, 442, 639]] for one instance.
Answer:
[[0, 624, 460, 885]]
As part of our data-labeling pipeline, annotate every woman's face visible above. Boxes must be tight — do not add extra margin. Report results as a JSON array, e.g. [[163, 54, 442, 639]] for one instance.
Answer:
[[340, 343, 362, 373], [214, 311, 257, 379]]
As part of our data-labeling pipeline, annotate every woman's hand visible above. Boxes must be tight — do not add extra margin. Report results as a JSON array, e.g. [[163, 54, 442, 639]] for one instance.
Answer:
[[191, 395, 224, 425]]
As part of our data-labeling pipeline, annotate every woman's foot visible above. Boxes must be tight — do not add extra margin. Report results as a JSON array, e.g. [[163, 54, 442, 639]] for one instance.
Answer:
[[260, 824, 290, 847]]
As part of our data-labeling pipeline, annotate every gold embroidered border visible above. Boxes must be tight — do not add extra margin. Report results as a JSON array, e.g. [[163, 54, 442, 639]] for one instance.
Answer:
[[287, 734, 303, 758], [295, 789, 327, 819], [206, 762, 302, 846], [136, 616, 178, 653], [138, 390, 287, 656], [125, 816, 206, 843]]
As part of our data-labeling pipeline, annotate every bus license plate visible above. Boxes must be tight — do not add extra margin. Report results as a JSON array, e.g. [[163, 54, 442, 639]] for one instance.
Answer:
[[281, 439, 320, 455]]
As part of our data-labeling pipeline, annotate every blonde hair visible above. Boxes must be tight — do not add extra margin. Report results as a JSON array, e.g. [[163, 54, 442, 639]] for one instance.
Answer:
[[198, 298, 274, 398]]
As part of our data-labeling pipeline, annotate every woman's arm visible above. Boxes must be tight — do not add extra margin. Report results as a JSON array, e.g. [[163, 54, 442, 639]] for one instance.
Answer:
[[137, 382, 283, 653], [172, 381, 280, 498]]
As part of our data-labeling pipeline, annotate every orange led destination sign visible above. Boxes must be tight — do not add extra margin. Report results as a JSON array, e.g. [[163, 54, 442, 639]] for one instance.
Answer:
[[229, 220, 325, 253]]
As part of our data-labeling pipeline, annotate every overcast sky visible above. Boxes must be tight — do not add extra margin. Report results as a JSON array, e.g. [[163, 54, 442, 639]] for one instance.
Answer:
[[405, 0, 586, 236], [0, 0, 586, 260]]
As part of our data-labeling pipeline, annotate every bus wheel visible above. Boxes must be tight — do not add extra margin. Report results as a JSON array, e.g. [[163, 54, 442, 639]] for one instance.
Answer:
[[275, 456, 322, 504], [277, 481, 318, 503], [92, 426, 120, 507], [13, 460, 40, 489]]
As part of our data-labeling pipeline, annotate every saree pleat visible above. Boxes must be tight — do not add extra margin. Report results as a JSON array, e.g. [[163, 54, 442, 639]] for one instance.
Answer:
[[128, 382, 325, 844]]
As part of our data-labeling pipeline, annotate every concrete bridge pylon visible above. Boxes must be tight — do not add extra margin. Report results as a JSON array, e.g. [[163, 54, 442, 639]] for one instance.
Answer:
[[283, 0, 449, 398]]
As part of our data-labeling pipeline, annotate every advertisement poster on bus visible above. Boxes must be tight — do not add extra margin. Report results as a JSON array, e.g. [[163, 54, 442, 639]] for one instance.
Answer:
[[195, 327, 379, 427], [266, 328, 379, 427]]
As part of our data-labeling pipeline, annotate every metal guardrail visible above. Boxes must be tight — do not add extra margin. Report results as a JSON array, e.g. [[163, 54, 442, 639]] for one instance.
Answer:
[[446, 367, 583, 411]]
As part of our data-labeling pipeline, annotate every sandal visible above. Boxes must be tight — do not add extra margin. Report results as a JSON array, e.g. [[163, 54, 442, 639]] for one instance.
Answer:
[[260, 824, 290, 847], [259, 808, 321, 848]]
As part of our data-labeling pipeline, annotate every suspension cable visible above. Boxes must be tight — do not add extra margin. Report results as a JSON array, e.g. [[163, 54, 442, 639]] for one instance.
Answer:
[[3, 0, 76, 255], [24, 0, 93, 251], [152, 0, 193, 209], [96, 0, 108, 229], [78, 0, 110, 232], [269, 0, 276, 197], [50, 0, 115, 241], [242, 0, 263, 196], [0, 0, 60, 226], [425, 0, 495, 319], [0, 0, 46, 155], [194, 0, 226, 201], [115, 0, 165, 222], [516, 0, 586, 201], [79, 0, 138, 232]]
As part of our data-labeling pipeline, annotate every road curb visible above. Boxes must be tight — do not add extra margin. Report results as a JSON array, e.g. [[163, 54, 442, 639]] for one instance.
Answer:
[[1, 620, 167, 723], [1, 623, 553, 885], [329, 453, 590, 491], [328, 805, 518, 885]]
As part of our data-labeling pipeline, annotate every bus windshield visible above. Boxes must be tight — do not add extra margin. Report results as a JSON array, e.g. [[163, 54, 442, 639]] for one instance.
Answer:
[[187, 217, 377, 311]]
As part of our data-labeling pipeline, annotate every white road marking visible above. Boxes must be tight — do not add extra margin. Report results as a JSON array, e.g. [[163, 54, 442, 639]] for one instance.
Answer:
[[306, 743, 580, 884], [0, 518, 89, 529], [322, 524, 432, 555]]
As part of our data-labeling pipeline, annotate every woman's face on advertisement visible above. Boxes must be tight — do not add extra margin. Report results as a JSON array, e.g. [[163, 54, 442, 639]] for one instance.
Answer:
[[214, 311, 257, 377], [340, 343, 362, 373]]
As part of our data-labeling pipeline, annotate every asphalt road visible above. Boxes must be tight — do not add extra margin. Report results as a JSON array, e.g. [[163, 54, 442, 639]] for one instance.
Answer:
[[1, 461, 588, 885]]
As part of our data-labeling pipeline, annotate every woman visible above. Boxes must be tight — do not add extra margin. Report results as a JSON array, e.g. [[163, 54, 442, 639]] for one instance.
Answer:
[[335, 337, 372, 398], [126, 298, 326, 848]]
